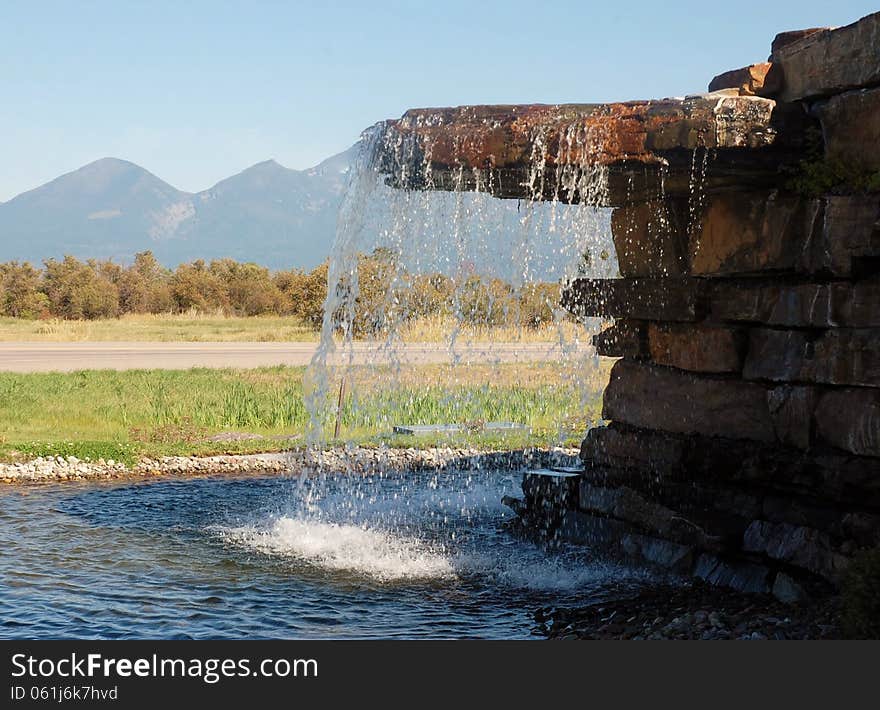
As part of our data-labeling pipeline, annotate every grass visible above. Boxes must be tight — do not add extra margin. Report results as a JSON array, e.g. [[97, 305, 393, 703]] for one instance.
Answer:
[[0, 312, 588, 344], [0, 361, 612, 462], [0, 312, 317, 342]]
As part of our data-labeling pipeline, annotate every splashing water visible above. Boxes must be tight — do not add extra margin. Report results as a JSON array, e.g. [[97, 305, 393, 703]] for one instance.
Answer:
[[283, 113, 626, 600], [305, 117, 618, 440], [219, 518, 455, 582]]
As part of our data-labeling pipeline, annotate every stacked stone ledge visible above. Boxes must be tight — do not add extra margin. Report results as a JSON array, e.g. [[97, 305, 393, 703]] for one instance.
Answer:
[[550, 12, 880, 600], [375, 10, 880, 600]]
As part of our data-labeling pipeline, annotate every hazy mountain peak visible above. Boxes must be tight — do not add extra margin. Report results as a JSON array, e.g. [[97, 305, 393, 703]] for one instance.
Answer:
[[0, 145, 357, 269]]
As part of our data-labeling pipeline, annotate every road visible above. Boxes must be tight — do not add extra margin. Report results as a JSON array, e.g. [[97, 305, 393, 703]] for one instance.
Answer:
[[0, 342, 587, 373]]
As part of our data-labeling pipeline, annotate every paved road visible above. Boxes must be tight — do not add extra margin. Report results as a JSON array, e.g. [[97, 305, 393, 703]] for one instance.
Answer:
[[0, 342, 586, 372]]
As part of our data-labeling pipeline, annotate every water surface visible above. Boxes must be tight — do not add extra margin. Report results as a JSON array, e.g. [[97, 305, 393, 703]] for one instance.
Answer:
[[1, 469, 647, 639]]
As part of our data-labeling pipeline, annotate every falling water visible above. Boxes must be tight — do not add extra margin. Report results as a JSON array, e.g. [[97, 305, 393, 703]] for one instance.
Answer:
[[259, 113, 627, 591], [306, 117, 618, 442]]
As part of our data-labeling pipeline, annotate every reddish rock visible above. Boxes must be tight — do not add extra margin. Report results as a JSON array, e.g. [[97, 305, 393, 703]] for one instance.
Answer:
[[770, 12, 880, 101], [379, 94, 786, 207], [690, 191, 822, 275], [815, 388, 880, 457], [592, 320, 649, 358], [562, 278, 704, 321], [817, 87, 880, 171], [602, 360, 776, 443], [708, 63, 773, 96], [648, 323, 745, 373], [610, 199, 689, 277]]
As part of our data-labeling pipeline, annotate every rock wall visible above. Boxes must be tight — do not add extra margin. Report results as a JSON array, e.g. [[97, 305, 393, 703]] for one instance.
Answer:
[[552, 12, 880, 600], [377, 11, 880, 600]]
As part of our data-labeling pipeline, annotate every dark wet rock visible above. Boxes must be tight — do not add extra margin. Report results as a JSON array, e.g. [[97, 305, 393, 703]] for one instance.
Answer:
[[557, 509, 632, 547], [817, 87, 880, 171], [563, 277, 705, 322], [814, 388, 880, 457], [710, 279, 880, 328], [745, 328, 880, 388], [766, 385, 818, 450], [501, 495, 525, 516], [579, 481, 721, 550], [693, 553, 772, 594], [581, 423, 880, 509], [610, 199, 690, 277], [602, 360, 777, 443], [743, 520, 850, 581], [773, 571, 808, 604], [820, 196, 880, 279], [592, 320, 649, 358], [619, 533, 694, 572]]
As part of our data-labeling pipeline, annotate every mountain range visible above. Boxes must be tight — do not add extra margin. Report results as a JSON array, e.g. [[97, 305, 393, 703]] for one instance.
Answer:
[[0, 146, 357, 269]]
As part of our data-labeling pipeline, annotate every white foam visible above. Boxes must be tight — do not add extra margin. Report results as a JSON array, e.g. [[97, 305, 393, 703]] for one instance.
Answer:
[[218, 517, 455, 583]]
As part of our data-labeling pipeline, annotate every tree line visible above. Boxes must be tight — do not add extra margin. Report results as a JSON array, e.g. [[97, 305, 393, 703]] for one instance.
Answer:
[[0, 251, 561, 332]]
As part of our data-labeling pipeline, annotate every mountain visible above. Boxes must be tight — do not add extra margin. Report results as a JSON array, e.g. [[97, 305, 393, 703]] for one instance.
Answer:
[[0, 147, 357, 269]]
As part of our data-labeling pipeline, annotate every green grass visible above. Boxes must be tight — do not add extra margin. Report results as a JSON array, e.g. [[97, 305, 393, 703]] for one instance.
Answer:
[[0, 363, 609, 462]]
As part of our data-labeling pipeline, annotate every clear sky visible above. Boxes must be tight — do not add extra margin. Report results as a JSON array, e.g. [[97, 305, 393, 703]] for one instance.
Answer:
[[1, 0, 876, 201]]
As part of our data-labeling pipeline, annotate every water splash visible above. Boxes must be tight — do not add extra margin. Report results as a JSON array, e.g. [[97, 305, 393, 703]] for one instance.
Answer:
[[218, 518, 455, 582]]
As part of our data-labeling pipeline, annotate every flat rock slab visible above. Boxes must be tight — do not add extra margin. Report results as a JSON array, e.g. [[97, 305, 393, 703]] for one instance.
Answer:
[[769, 11, 880, 102], [377, 94, 792, 207]]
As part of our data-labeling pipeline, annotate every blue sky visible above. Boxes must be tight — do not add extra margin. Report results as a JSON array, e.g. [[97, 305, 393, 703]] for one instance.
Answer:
[[1, 0, 876, 201]]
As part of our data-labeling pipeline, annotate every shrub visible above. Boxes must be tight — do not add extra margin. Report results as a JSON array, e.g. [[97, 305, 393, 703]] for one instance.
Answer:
[[41, 256, 120, 319], [0, 261, 50, 318], [169, 259, 230, 313]]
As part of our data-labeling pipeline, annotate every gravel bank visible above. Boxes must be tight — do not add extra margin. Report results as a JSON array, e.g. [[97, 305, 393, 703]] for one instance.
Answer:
[[538, 580, 842, 640], [0, 446, 581, 484]]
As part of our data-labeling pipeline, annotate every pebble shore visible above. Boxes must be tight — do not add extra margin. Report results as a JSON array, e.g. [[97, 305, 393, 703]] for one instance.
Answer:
[[539, 581, 842, 640], [0, 446, 581, 484]]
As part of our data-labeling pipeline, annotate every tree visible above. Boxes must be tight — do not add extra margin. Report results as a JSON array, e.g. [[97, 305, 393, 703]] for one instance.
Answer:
[[209, 259, 281, 316], [0, 261, 50, 319], [41, 256, 120, 319], [119, 251, 173, 313], [275, 262, 328, 327], [169, 260, 229, 313]]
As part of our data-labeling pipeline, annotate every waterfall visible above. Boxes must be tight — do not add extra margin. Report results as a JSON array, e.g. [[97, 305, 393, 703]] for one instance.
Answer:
[[305, 114, 619, 444]]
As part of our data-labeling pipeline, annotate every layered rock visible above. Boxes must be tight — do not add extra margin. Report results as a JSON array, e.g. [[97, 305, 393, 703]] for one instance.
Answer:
[[377, 94, 808, 207], [378, 11, 880, 599]]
